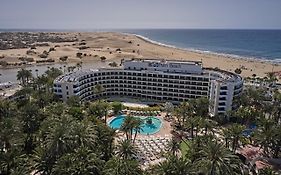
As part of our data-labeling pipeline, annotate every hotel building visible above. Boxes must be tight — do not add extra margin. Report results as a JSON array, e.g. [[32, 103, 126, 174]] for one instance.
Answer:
[[53, 58, 243, 116]]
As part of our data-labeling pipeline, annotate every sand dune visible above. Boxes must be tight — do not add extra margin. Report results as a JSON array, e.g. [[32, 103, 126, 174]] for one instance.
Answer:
[[0, 32, 280, 80]]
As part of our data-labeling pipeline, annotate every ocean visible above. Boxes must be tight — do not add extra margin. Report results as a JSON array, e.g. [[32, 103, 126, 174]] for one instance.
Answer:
[[118, 29, 281, 62]]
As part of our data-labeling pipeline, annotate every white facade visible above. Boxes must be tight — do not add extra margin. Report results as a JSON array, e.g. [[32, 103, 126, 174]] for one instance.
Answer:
[[54, 58, 243, 116]]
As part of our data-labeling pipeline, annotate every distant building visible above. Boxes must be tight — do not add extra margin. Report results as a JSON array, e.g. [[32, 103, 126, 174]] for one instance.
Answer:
[[54, 58, 243, 116]]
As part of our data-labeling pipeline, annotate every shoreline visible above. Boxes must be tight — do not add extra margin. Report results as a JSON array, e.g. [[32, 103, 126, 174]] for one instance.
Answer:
[[1, 32, 281, 83], [133, 33, 281, 65]]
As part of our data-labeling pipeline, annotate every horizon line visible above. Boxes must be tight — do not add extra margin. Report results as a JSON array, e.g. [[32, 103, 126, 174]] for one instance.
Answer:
[[1, 28, 281, 32]]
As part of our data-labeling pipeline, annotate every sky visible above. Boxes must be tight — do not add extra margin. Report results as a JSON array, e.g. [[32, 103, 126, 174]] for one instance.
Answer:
[[1, 0, 281, 30]]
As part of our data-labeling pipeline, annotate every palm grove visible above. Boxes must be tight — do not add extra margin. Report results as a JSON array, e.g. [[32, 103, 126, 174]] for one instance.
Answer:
[[0, 67, 280, 175]]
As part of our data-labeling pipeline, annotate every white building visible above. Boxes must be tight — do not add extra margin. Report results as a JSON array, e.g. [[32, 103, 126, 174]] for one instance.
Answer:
[[54, 58, 243, 116]]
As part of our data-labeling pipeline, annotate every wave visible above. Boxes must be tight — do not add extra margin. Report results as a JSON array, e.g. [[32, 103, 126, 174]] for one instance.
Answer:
[[129, 33, 281, 65]]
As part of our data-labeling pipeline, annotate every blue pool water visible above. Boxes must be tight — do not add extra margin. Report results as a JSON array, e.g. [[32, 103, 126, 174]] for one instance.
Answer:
[[109, 115, 162, 135]]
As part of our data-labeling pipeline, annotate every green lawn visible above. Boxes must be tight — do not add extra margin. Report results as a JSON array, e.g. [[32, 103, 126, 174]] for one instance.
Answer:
[[180, 140, 190, 157]]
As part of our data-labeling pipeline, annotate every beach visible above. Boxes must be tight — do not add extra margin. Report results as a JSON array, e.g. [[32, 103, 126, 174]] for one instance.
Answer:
[[0, 32, 280, 80]]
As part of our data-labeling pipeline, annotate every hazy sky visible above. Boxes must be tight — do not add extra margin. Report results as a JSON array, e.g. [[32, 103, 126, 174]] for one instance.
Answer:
[[1, 0, 281, 29]]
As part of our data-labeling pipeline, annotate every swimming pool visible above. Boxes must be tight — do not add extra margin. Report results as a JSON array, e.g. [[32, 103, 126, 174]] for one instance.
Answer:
[[108, 115, 162, 135]]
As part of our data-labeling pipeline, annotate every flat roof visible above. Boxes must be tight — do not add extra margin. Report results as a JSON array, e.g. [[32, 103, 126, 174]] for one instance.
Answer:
[[124, 58, 202, 65]]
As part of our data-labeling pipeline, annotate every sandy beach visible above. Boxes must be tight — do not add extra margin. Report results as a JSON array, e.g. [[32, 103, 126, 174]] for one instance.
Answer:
[[1, 32, 280, 80]]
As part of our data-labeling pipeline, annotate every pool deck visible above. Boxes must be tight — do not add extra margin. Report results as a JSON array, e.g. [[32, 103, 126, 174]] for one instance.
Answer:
[[107, 112, 172, 139]]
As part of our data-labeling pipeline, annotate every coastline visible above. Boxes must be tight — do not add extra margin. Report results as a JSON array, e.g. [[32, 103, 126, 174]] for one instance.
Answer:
[[134, 33, 281, 65], [1, 32, 281, 83]]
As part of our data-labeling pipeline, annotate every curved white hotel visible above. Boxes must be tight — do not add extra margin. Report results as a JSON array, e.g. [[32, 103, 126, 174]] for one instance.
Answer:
[[53, 58, 243, 116]]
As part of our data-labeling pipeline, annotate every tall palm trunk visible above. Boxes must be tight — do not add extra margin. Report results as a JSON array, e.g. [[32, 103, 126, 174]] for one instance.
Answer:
[[191, 124, 194, 139], [133, 131, 138, 143]]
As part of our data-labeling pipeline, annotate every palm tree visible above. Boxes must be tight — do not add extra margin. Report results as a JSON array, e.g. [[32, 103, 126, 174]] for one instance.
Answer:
[[195, 139, 243, 175], [174, 101, 193, 129], [53, 146, 104, 175], [45, 67, 63, 80], [266, 72, 277, 84], [0, 100, 16, 119], [103, 157, 143, 175], [192, 97, 210, 117], [33, 114, 76, 174], [235, 106, 257, 125], [93, 84, 105, 99], [152, 154, 194, 175], [111, 101, 124, 115], [254, 117, 277, 155], [120, 115, 135, 141], [20, 102, 42, 154], [223, 124, 246, 152], [132, 118, 143, 143], [88, 100, 110, 123], [184, 116, 201, 139], [271, 90, 281, 123], [201, 118, 217, 136], [71, 119, 97, 149], [94, 120, 116, 161], [16, 68, 33, 86], [115, 139, 137, 159], [167, 137, 180, 156], [258, 167, 279, 175]]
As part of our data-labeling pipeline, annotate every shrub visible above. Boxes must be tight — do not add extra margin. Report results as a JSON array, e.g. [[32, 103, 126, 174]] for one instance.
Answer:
[[109, 62, 118, 67], [116, 48, 121, 51], [83, 53, 87, 56], [79, 46, 89, 50], [46, 59, 55, 62], [76, 52, 83, 58], [30, 46, 36, 49], [25, 57, 34, 62], [234, 68, 242, 74], [26, 50, 37, 55], [36, 59, 55, 63], [59, 56, 68, 62], [35, 43, 49, 47], [79, 42, 86, 45], [49, 47, 55, 52], [132, 50, 135, 53], [39, 53, 48, 58], [128, 41, 132, 44], [18, 57, 34, 62], [100, 56, 106, 61], [0, 60, 8, 67]]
